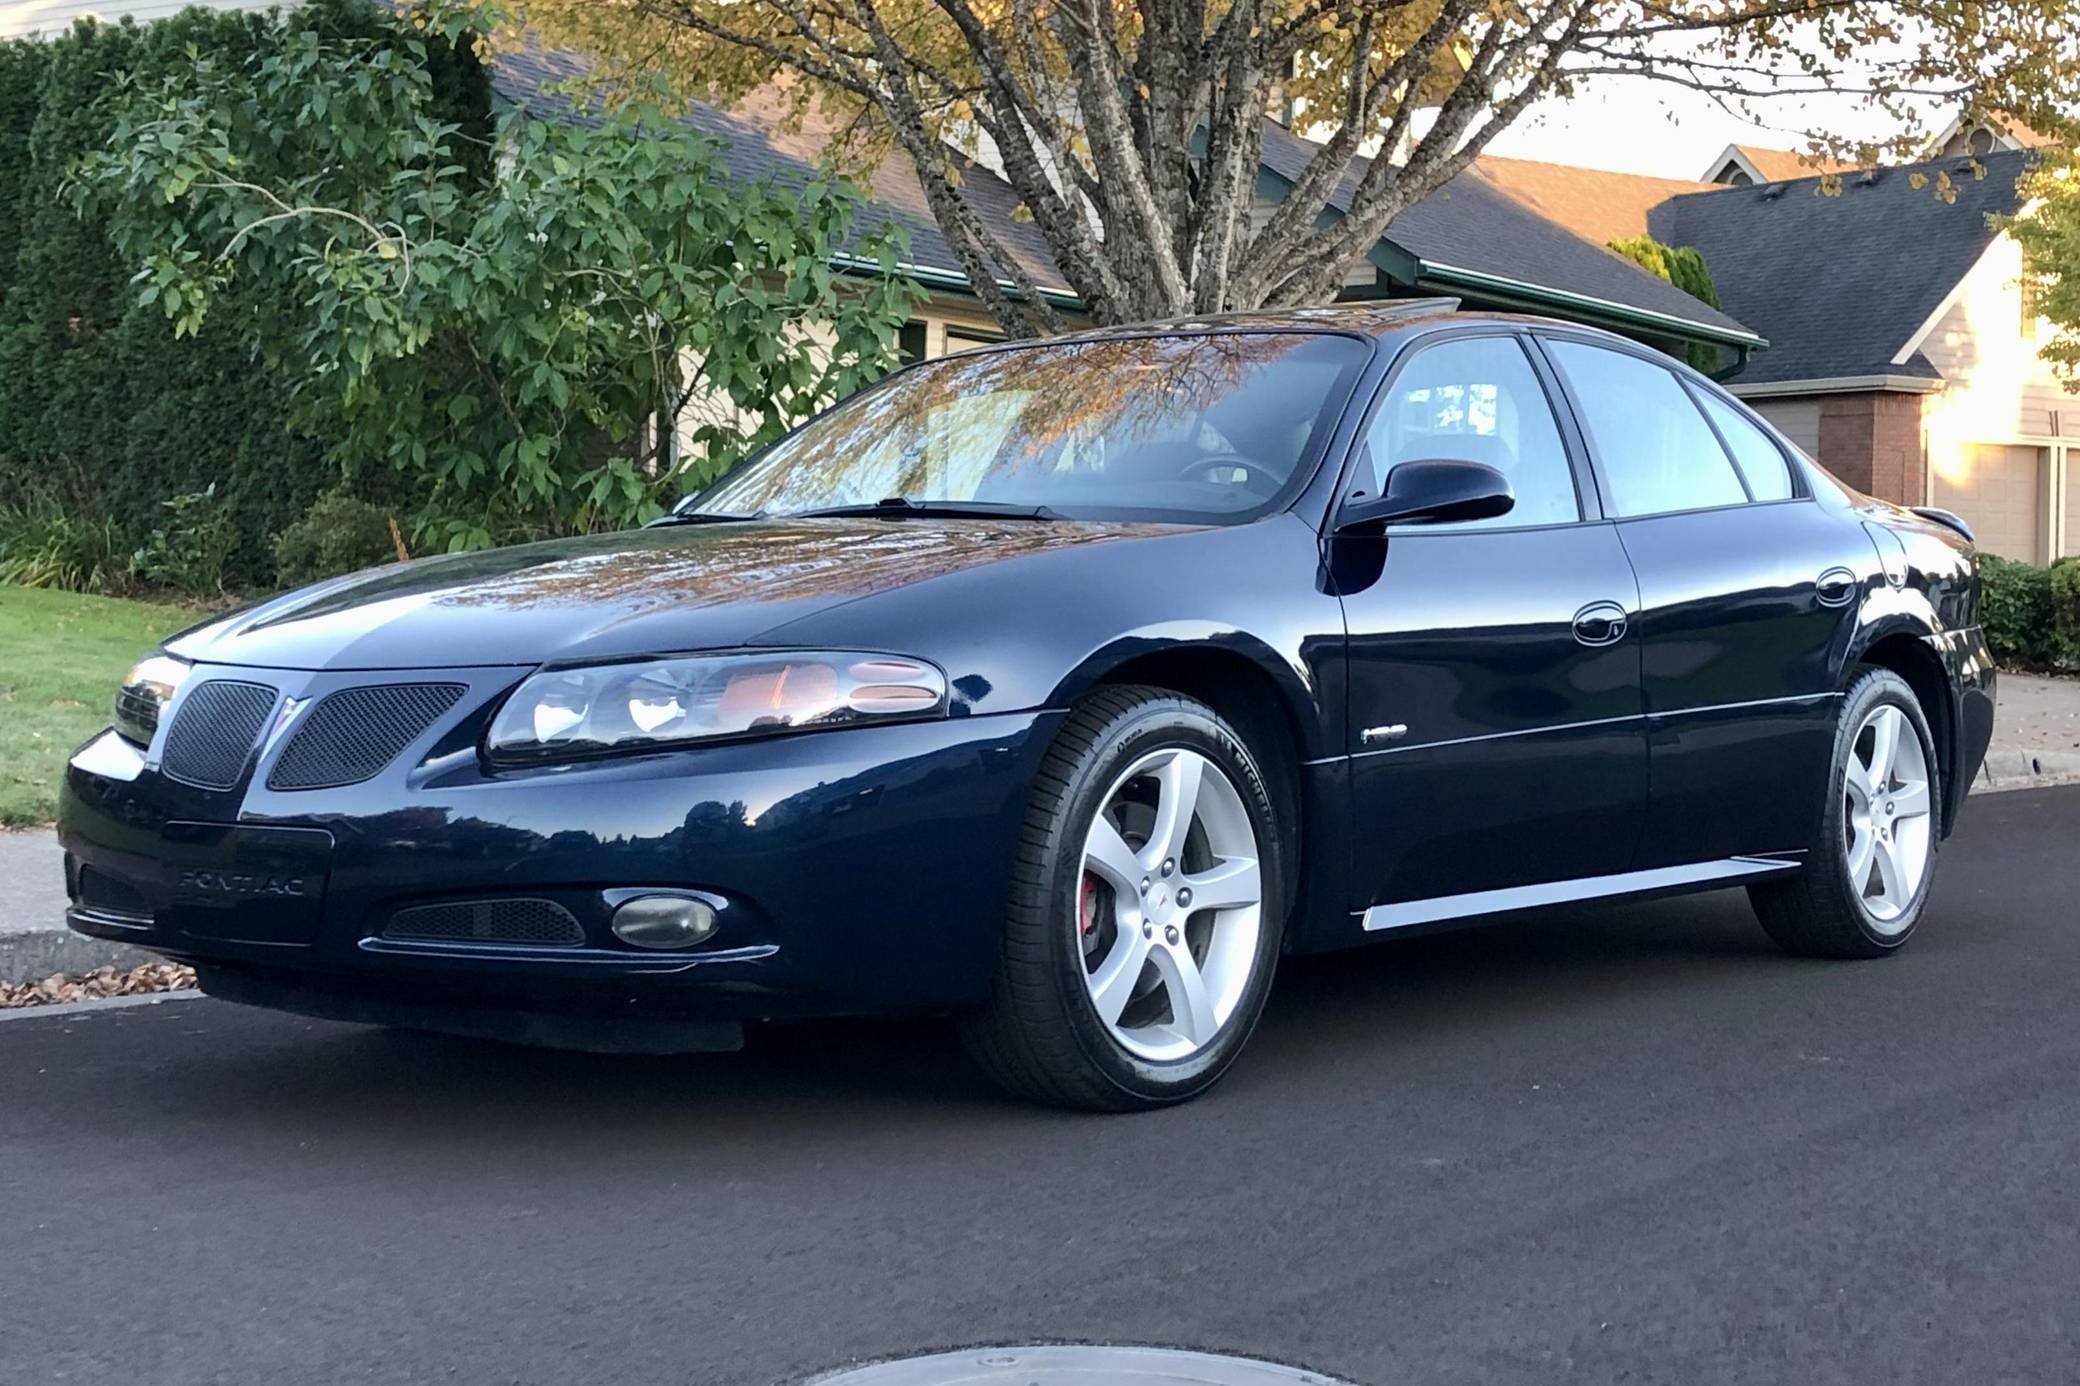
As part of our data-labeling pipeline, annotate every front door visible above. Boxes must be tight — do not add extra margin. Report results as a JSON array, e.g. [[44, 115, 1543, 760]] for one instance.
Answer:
[[1538, 336, 1873, 867], [1334, 332, 1646, 922]]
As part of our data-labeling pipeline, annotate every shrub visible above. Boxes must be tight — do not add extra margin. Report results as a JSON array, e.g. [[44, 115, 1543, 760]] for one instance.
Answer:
[[273, 493, 402, 588], [0, 0, 490, 591], [130, 485, 239, 598], [2054, 557, 2080, 657], [0, 496, 133, 593], [1979, 553, 2077, 671]]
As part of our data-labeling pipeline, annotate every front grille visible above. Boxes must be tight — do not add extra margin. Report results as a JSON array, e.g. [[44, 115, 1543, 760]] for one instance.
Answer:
[[268, 682, 466, 791], [160, 680, 278, 790], [382, 898, 585, 947]]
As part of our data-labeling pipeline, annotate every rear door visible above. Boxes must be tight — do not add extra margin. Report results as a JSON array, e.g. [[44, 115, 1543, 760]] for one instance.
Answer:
[[1537, 335, 1872, 866], [1333, 330, 1647, 921]]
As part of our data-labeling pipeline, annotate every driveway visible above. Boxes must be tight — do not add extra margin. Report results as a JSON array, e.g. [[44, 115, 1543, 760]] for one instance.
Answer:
[[2, 786, 2076, 1385]]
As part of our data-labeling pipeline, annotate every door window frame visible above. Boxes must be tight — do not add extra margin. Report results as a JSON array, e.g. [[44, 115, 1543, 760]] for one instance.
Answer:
[[1528, 328, 1815, 520], [1327, 325, 1607, 535]]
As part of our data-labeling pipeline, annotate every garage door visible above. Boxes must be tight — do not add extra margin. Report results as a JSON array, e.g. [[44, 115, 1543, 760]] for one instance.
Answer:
[[1931, 442, 2044, 562]]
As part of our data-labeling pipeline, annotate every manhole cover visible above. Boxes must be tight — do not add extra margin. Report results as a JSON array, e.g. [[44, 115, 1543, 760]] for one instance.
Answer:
[[805, 1344, 1359, 1385]]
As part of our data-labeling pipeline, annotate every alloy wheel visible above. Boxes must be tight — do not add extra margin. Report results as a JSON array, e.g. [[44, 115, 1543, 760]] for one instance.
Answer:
[[1076, 747, 1264, 1062], [1842, 703, 1933, 931]]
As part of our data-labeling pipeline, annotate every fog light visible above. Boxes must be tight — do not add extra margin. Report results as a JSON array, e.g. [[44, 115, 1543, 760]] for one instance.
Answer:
[[611, 895, 719, 950]]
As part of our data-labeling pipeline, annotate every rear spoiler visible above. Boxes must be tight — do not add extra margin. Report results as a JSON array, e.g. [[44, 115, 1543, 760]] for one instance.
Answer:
[[1909, 507, 1975, 543]]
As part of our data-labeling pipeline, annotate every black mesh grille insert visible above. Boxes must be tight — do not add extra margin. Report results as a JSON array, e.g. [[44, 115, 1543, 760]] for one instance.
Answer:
[[160, 680, 278, 790], [77, 866, 152, 921], [268, 683, 466, 791], [382, 899, 585, 947]]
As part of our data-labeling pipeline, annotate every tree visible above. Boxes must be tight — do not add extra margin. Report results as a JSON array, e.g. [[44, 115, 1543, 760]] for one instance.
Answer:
[[2009, 156, 2080, 389], [518, 0, 2080, 338], [1607, 234, 1722, 370], [75, 5, 920, 549]]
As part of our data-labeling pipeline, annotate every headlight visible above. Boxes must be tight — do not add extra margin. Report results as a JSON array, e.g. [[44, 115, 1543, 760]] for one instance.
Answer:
[[113, 653, 191, 747], [485, 651, 949, 762]]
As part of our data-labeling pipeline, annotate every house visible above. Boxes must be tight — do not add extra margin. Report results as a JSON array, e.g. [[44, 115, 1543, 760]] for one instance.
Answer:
[[1700, 144, 1855, 188], [1477, 144, 2078, 564]]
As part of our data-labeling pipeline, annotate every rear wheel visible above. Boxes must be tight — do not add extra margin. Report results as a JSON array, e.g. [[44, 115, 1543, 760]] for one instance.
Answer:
[[1749, 667, 1940, 958], [960, 686, 1286, 1110]]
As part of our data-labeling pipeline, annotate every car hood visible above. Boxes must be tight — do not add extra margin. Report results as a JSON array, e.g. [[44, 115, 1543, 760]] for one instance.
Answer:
[[167, 518, 1160, 671]]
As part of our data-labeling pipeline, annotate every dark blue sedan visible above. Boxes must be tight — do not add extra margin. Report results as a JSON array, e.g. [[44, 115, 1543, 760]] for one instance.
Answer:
[[60, 302, 1996, 1109]]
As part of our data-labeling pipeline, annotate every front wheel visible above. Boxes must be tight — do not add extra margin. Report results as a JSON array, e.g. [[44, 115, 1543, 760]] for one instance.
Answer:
[[960, 686, 1287, 1110], [1749, 667, 1941, 958]]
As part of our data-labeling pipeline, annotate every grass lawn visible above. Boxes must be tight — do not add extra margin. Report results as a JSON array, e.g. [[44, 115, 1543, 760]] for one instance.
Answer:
[[0, 586, 193, 828]]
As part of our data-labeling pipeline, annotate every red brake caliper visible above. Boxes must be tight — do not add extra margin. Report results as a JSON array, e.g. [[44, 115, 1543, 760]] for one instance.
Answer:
[[1079, 872, 1102, 937]]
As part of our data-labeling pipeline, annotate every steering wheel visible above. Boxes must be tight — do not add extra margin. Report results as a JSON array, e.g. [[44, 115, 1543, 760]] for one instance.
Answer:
[[1171, 452, 1283, 494]]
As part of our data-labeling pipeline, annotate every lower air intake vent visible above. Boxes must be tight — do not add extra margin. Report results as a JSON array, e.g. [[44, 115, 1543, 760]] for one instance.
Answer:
[[160, 680, 278, 790], [382, 899, 585, 947], [268, 682, 466, 791], [76, 866, 152, 921]]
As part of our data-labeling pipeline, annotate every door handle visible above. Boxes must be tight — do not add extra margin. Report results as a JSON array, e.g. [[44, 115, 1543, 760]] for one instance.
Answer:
[[1816, 567, 1858, 608], [1571, 601, 1628, 647]]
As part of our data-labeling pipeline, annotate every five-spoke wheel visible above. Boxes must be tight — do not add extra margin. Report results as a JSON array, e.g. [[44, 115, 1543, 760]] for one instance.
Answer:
[[1078, 747, 1264, 1061], [961, 687, 1286, 1110], [1751, 666, 1941, 957]]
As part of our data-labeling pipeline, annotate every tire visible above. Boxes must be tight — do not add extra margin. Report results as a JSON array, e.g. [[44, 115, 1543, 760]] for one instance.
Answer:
[[959, 685, 1288, 1111], [1748, 667, 1942, 958]]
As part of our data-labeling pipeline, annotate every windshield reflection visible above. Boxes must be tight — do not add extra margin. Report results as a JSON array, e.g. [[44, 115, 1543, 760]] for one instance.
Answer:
[[696, 332, 1367, 524]]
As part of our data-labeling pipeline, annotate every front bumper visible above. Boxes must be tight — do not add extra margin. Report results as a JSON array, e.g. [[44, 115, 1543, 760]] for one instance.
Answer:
[[60, 662, 1055, 1028]]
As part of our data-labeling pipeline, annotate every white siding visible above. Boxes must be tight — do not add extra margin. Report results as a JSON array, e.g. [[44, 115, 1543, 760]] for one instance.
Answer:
[[1917, 233, 2080, 442], [1911, 232, 2080, 559], [1750, 398, 1821, 456], [1, 0, 294, 38]]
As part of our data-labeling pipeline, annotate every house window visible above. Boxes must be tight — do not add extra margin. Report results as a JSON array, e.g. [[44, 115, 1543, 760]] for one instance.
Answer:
[[897, 321, 928, 365], [2022, 256, 2044, 342]]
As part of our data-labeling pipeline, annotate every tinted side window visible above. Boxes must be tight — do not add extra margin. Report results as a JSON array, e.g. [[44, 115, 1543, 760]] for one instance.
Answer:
[[1545, 340, 1748, 517], [1364, 336, 1579, 528], [1695, 390, 1793, 501]]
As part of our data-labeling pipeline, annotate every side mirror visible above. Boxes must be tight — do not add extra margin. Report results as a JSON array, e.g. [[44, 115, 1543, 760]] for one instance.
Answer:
[[1334, 457, 1515, 534]]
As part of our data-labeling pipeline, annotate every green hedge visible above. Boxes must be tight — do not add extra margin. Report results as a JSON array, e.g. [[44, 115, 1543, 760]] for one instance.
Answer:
[[1980, 553, 2080, 671], [0, 0, 489, 591]]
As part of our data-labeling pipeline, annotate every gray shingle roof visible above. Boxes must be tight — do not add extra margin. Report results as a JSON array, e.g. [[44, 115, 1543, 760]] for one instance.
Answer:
[[1649, 150, 2033, 385], [1255, 121, 1758, 340]]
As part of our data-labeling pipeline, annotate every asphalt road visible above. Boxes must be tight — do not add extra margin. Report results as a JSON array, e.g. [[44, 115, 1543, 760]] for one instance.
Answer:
[[4, 788, 2077, 1386]]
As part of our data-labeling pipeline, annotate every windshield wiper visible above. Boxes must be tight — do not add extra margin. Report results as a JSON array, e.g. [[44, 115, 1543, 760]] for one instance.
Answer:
[[645, 509, 767, 528], [790, 497, 1063, 521]]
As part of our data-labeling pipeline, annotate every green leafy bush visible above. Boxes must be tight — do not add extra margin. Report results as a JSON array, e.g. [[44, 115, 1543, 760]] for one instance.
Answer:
[[2053, 557, 2080, 657], [75, 0, 919, 555], [1979, 553, 2078, 670], [131, 485, 238, 598], [273, 492, 401, 588], [0, 496, 133, 593], [0, 1, 488, 592]]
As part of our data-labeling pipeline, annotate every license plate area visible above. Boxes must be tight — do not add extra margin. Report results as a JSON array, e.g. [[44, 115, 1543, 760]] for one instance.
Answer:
[[161, 822, 334, 946]]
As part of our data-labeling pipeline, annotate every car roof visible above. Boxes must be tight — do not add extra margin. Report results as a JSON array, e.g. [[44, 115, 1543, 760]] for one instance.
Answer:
[[977, 299, 1637, 350]]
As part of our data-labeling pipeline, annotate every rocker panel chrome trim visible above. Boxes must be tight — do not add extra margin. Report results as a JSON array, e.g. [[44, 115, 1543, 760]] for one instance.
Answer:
[[1360, 855, 1802, 931]]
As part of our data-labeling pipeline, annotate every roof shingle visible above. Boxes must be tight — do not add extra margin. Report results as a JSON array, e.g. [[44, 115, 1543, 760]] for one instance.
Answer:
[[1650, 150, 2032, 385]]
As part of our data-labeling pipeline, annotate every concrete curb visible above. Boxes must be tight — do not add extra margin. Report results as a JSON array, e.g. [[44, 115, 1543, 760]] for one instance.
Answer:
[[0, 985, 203, 1024], [1973, 749, 2080, 795]]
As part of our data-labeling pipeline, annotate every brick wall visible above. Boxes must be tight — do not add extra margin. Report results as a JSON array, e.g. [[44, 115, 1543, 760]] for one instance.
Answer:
[[1814, 391, 1925, 505]]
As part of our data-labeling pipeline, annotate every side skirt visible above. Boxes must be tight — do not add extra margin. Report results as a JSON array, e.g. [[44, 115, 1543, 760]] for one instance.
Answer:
[[1359, 854, 1804, 933]]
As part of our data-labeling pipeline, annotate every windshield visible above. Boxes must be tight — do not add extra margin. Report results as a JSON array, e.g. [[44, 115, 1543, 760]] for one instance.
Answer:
[[692, 331, 1368, 523]]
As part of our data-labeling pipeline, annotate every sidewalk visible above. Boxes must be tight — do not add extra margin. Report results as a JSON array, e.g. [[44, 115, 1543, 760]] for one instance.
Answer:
[[5, 673, 2077, 981]]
